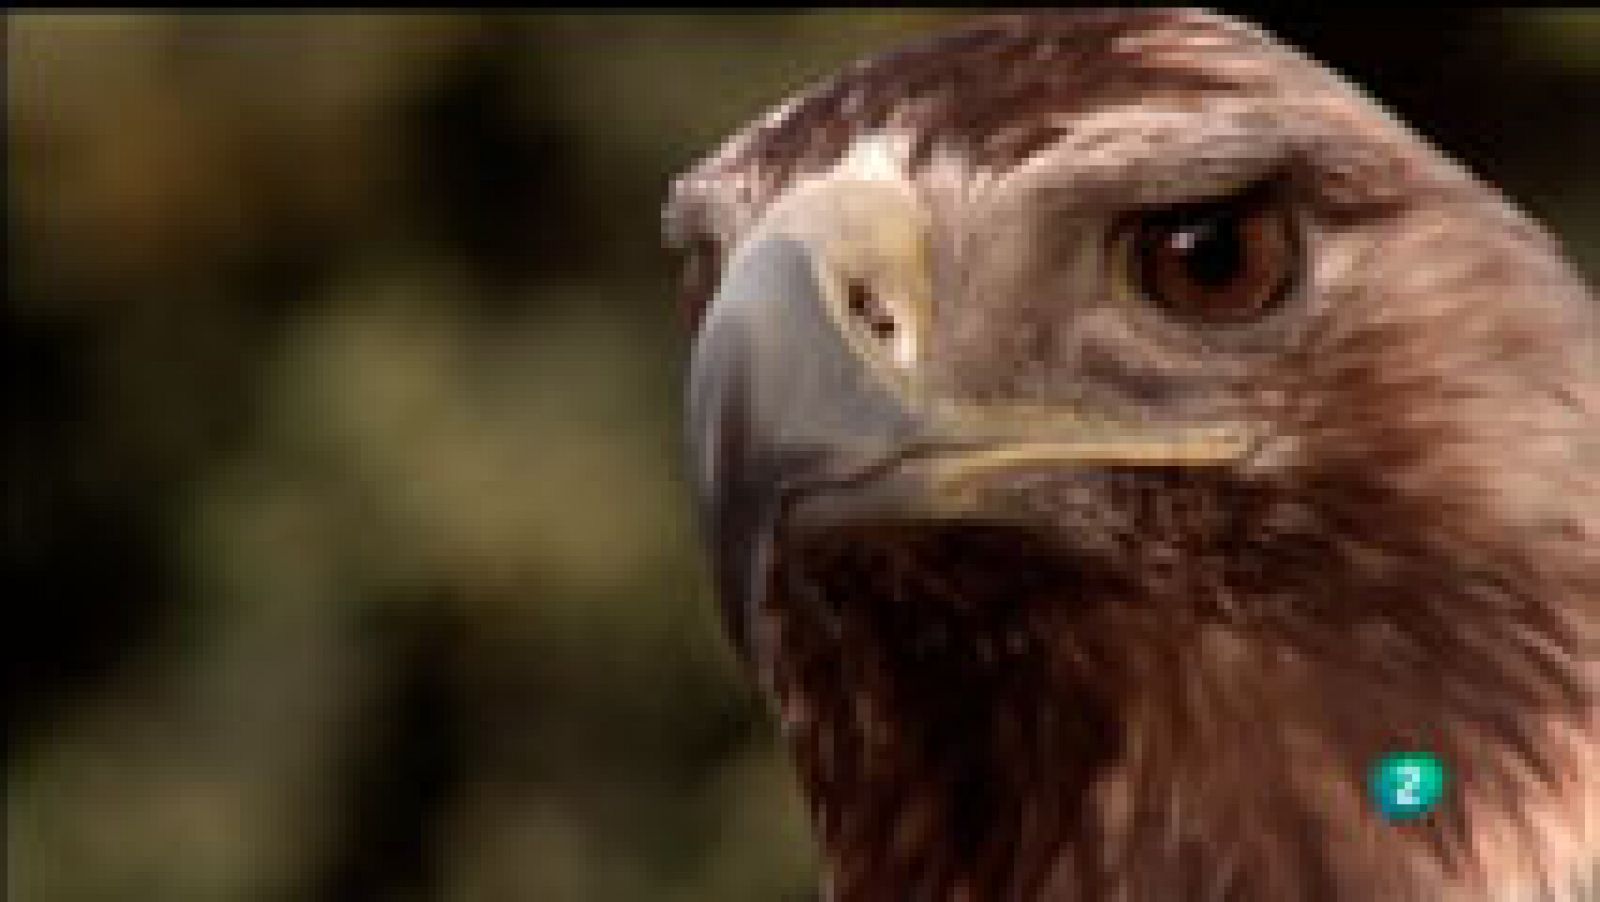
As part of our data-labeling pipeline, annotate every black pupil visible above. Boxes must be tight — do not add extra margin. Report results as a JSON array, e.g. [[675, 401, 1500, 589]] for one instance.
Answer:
[[1172, 210, 1244, 289]]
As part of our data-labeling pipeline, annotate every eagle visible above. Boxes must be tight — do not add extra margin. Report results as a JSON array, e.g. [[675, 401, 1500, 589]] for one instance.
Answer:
[[666, 11, 1599, 900]]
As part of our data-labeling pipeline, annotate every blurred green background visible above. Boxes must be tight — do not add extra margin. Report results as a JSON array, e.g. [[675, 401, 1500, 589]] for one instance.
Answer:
[[6, 11, 1597, 902]]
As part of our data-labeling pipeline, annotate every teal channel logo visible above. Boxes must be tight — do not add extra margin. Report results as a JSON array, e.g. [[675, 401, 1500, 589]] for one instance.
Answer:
[[1369, 751, 1447, 821]]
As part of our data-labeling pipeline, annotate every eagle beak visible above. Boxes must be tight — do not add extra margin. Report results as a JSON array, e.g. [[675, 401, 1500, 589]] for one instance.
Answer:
[[688, 229, 1256, 662], [688, 233, 924, 660]]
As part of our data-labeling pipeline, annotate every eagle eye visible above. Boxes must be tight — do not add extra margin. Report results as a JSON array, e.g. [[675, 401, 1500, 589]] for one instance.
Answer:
[[1121, 185, 1299, 325]]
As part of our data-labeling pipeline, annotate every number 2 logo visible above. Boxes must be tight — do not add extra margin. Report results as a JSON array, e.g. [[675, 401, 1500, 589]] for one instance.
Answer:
[[1371, 752, 1446, 822], [1393, 764, 1422, 807]]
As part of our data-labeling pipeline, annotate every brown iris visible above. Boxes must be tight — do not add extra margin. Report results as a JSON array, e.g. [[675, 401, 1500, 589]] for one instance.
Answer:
[[1124, 185, 1299, 324]]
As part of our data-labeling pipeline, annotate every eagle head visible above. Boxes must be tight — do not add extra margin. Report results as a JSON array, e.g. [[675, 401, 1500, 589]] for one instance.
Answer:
[[667, 11, 1599, 900]]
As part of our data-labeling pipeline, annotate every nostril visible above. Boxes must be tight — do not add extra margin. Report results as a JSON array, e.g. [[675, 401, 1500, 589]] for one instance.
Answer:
[[847, 280, 873, 316], [846, 279, 899, 344]]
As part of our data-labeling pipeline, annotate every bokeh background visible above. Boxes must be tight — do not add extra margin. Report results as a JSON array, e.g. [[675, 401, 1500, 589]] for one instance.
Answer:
[[7, 11, 1598, 902]]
